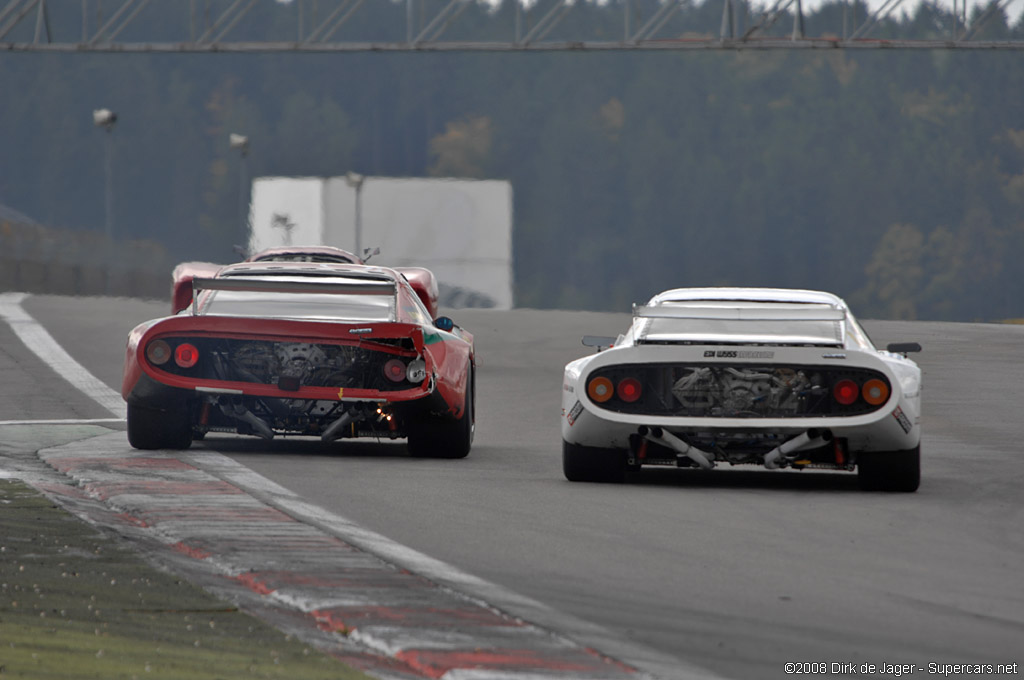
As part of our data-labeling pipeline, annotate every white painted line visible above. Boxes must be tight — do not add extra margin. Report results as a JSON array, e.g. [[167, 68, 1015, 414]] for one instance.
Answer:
[[183, 447, 721, 680], [0, 293, 127, 419], [443, 673, 590, 680], [0, 418, 125, 426]]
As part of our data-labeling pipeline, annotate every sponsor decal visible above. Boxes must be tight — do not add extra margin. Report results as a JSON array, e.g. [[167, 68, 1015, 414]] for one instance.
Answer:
[[402, 305, 430, 325], [703, 350, 775, 359], [893, 406, 912, 433], [337, 387, 344, 399], [422, 330, 446, 346], [567, 400, 584, 426]]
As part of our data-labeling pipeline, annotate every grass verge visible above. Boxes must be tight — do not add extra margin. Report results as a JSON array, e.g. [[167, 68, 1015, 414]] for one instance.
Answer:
[[0, 479, 370, 680]]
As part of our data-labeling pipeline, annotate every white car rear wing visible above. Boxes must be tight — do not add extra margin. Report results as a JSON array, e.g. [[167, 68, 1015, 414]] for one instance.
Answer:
[[632, 302, 847, 346], [632, 303, 846, 321]]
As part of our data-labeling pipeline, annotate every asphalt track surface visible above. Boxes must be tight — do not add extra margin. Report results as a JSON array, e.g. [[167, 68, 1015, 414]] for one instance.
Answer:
[[3, 294, 1023, 680]]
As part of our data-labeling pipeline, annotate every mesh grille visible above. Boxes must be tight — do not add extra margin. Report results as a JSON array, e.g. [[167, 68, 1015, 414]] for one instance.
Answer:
[[152, 336, 417, 392], [586, 363, 890, 418]]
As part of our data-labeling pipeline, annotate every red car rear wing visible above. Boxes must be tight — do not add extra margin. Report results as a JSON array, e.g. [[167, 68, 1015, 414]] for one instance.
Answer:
[[190, 276, 396, 315]]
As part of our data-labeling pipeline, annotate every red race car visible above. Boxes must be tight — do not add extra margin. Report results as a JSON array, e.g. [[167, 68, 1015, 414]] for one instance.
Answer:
[[171, 245, 440, 318], [123, 261, 474, 458]]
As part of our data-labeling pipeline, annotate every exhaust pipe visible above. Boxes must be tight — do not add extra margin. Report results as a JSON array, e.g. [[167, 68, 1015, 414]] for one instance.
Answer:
[[763, 429, 832, 469], [638, 426, 715, 470], [321, 409, 364, 442], [219, 398, 274, 440]]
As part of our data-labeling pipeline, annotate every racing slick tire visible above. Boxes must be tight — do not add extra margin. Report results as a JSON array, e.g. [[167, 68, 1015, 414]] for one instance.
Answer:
[[857, 445, 920, 492], [562, 440, 627, 483], [408, 366, 474, 459], [127, 403, 193, 451]]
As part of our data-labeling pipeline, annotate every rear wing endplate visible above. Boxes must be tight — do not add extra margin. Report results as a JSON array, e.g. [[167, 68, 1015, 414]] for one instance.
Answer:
[[582, 335, 618, 352]]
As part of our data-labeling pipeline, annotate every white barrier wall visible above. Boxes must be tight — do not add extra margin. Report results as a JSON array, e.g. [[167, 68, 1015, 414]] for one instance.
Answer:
[[248, 178, 325, 252], [249, 176, 513, 309]]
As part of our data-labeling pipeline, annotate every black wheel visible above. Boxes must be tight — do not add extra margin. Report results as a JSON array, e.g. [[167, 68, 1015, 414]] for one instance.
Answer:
[[127, 403, 193, 450], [408, 365, 474, 459], [563, 440, 626, 483], [857, 445, 920, 492]]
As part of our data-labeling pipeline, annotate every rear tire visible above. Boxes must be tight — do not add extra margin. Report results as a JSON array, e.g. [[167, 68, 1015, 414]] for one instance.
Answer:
[[857, 445, 920, 492], [408, 366, 474, 459], [127, 403, 193, 451], [563, 440, 626, 483]]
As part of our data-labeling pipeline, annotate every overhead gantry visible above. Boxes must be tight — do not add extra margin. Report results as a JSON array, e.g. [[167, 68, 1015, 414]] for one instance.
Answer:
[[2, 0, 1022, 52]]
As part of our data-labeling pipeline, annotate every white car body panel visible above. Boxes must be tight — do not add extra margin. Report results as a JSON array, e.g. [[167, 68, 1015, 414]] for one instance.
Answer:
[[561, 288, 922, 477]]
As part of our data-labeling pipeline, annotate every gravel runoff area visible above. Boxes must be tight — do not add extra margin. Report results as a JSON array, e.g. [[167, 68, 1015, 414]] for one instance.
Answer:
[[0, 476, 371, 680]]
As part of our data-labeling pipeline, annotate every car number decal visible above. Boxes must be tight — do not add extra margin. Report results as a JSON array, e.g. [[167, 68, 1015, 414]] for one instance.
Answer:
[[567, 400, 583, 426], [893, 406, 912, 433]]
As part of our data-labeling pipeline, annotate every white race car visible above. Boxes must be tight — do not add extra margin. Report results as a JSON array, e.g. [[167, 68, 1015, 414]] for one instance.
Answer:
[[562, 288, 922, 492]]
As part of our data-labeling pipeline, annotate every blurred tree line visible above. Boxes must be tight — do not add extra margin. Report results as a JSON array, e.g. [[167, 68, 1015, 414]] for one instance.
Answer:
[[1, 0, 1022, 320]]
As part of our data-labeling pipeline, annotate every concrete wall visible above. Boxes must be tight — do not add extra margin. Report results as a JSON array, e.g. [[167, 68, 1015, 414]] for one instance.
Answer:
[[249, 176, 514, 309], [247, 178, 325, 253]]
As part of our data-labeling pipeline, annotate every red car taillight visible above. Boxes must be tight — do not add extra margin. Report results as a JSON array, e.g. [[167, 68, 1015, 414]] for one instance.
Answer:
[[617, 377, 642, 403], [832, 379, 859, 405], [174, 343, 199, 368], [383, 358, 407, 382], [146, 339, 171, 365]]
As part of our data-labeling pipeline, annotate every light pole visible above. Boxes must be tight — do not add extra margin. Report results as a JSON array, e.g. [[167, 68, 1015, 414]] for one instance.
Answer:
[[229, 133, 250, 252], [344, 171, 364, 259], [92, 108, 117, 243]]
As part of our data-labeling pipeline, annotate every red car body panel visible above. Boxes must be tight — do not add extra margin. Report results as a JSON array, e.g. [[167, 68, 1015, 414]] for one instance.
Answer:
[[170, 247, 440, 318], [125, 262, 473, 445], [394, 268, 440, 318], [171, 261, 222, 315], [123, 318, 459, 405]]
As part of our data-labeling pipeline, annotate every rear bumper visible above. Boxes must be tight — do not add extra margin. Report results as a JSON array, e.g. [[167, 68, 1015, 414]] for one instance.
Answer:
[[125, 370, 451, 440], [125, 369, 435, 407], [562, 396, 920, 454]]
